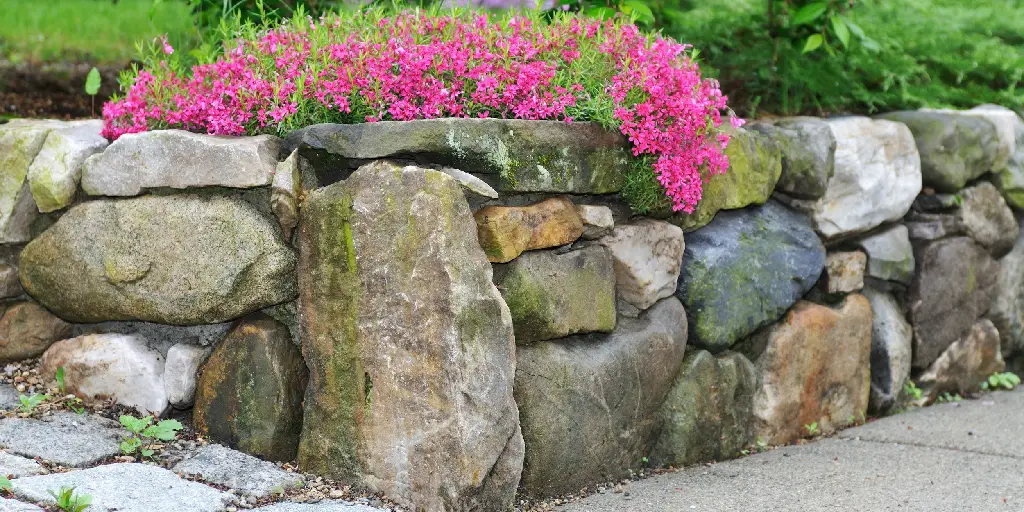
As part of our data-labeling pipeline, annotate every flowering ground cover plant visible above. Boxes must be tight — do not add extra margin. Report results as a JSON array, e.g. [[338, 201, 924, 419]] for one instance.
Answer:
[[103, 7, 739, 213]]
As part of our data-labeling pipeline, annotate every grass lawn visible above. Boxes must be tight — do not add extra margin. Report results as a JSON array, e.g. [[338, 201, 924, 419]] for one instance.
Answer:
[[0, 0, 196, 64]]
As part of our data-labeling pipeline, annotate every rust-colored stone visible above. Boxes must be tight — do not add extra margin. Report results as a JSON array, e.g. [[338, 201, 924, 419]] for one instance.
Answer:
[[0, 302, 71, 362], [474, 197, 584, 263]]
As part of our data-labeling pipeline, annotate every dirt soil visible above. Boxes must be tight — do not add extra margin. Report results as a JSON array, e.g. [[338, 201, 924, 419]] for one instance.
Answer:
[[1, 60, 124, 120]]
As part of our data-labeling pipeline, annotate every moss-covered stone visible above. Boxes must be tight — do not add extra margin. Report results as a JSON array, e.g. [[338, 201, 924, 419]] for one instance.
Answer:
[[0, 123, 50, 243], [193, 314, 307, 462], [668, 127, 782, 231], [26, 120, 106, 213], [495, 245, 616, 343], [749, 117, 835, 200]]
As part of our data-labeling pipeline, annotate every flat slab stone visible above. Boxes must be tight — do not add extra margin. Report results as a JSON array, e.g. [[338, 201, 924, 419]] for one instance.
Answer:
[[0, 451, 45, 477], [254, 501, 389, 512], [12, 463, 233, 512], [0, 412, 124, 467], [174, 444, 303, 498], [0, 498, 43, 511]]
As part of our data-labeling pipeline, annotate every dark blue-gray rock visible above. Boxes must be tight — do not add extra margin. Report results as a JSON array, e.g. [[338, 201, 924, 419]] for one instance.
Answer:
[[676, 200, 826, 353], [750, 117, 835, 200], [863, 287, 913, 414], [514, 297, 687, 497]]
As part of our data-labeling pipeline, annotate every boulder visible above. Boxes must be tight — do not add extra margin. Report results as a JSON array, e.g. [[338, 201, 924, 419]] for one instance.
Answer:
[[0, 122, 49, 243], [670, 127, 782, 231], [750, 117, 835, 199], [494, 245, 616, 343], [194, 314, 307, 462], [474, 197, 584, 263], [598, 219, 685, 315], [283, 119, 632, 194], [878, 110, 1000, 192], [26, 120, 107, 212], [163, 343, 212, 408], [19, 194, 297, 324], [863, 287, 913, 414], [909, 237, 999, 369], [677, 200, 825, 353], [0, 302, 72, 361], [785, 117, 921, 240], [991, 108, 1024, 209], [515, 298, 688, 497], [39, 334, 168, 415], [917, 318, 1005, 403], [737, 295, 872, 445], [855, 225, 915, 285], [297, 161, 523, 511], [81, 129, 280, 196], [991, 221, 1024, 358], [822, 251, 866, 294], [575, 204, 614, 240], [648, 350, 755, 468], [958, 181, 1018, 257]]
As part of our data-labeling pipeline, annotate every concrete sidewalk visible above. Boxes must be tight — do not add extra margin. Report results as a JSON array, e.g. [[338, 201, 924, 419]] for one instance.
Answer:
[[560, 390, 1024, 512]]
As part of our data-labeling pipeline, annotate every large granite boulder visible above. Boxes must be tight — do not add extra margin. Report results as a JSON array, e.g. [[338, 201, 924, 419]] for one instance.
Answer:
[[784, 117, 921, 240], [0, 122, 49, 243], [297, 161, 523, 511], [863, 287, 913, 414], [27, 120, 107, 212], [599, 219, 685, 315], [750, 117, 835, 200], [677, 200, 825, 353], [515, 298, 687, 497], [474, 197, 584, 263], [855, 225, 915, 285], [0, 302, 72, 362], [917, 318, 1005, 403], [194, 314, 306, 462], [284, 119, 632, 194], [670, 127, 782, 231], [878, 110, 1000, 192], [648, 350, 755, 468], [737, 295, 872, 445], [494, 245, 616, 343], [909, 237, 999, 369], [19, 194, 297, 324], [81, 130, 280, 196], [989, 221, 1024, 359]]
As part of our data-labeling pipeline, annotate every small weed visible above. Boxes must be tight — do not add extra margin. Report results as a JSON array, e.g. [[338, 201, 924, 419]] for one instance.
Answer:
[[119, 415, 183, 458], [756, 437, 768, 450], [18, 393, 47, 414], [981, 372, 1021, 391], [0, 475, 11, 493], [903, 379, 923, 401], [804, 422, 820, 436], [936, 392, 962, 404], [84, 67, 101, 117], [55, 366, 66, 395], [739, 449, 750, 456], [49, 486, 92, 512]]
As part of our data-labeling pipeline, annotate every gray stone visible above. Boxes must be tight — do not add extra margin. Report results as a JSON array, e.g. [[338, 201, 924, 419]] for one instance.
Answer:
[[284, 119, 632, 194], [271, 150, 301, 241], [598, 219, 684, 315], [992, 107, 1024, 209], [822, 251, 866, 294], [435, 166, 499, 199], [917, 318, 1005, 403], [0, 451, 44, 477], [0, 386, 20, 410], [254, 502, 389, 512], [878, 110, 1000, 193], [514, 298, 688, 497], [81, 130, 281, 196], [12, 463, 233, 512], [909, 237, 999, 369], [40, 334, 168, 415], [863, 287, 913, 414], [0, 122, 49, 244], [20, 194, 297, 325], [0, 412, 124, 467], [575, 204, 614, 240], [0, 260, 21, 299], [677, 200, 825, 353], [26, 120, 107, 212], [912, 192, 962, 212], [297, 162, 523, 511], [904, 212, 966, 241], [855, 225, 915, 285], [787, 117, 921, 240], [990, 221, 1024, 358], [173, 444, 304, 498], [163, 343, 212, 408], [649, 350, 755, 468], [0, 498, 42, 511], [494, 245, 616, 343], [751, 117, 835, 199], [959, 181, 1018, 257]]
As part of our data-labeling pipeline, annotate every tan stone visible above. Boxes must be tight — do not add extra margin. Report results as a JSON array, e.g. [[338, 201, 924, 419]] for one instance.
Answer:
[[740, 295, 872, 445], [474, 197, 584, 263], [822, 251, 867, 293], [0, 302, 71, 361], [918, 319, 1005, 403]]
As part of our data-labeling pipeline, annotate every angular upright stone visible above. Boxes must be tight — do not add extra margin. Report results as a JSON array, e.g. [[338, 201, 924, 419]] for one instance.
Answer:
[[917, 319, 1005, 403], [598, 219, 685, 315], [863, 287, 913, 414], [27, 120, 107, 212], [193, 314, 307, 461], [474, 197, 584, 263], [0, 122, 50, 243], [494, 245, 616, 343], [297, 161, 523, 511], [750, 117, 835, 200], [81, 130, 281, 196], [271, 150, 302, 241], [515, 298, 687, 497], [855, 225, 915, 285], [163, 343, 211, 409], [19, 195, 297, 324]]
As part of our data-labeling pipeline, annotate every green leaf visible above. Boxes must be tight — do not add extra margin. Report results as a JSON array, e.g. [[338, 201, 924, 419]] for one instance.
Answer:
[[843, 17, 866, 39], [584, 6, 617, 20], [55, 366, 65, 394], [120, 437, 142, 455], [0, 475, 11, 492], [119, 415, 152, 435], [791, 2, 829, 25], [141, 448, 155, 458], [802, 34, 824, 53], [85, 67, 101, 96], [861, 37, 881, 53], [831, 16, 850, 48], [620, 0, 655, 26], [143, 419, 184, 441]]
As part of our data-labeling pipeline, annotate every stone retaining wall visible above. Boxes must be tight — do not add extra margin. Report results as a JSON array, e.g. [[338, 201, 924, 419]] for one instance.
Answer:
[[1, 104, 1022, 510]]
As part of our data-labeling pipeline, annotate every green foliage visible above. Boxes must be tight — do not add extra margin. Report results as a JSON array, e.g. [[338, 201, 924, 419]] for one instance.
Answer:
[[620, 156, 668, 215], [903, 379, 923, 401], [55, 366, 66, 395], [119, 415, 183, 458], [804, 421, 819, 436], [936, 392, 963, 403], [18, 393, 47, 414], [981, 372, 1021, 391], [49, 487, 92, 512], [0, 474, 11, 493], [84, 69, 101, 97]]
